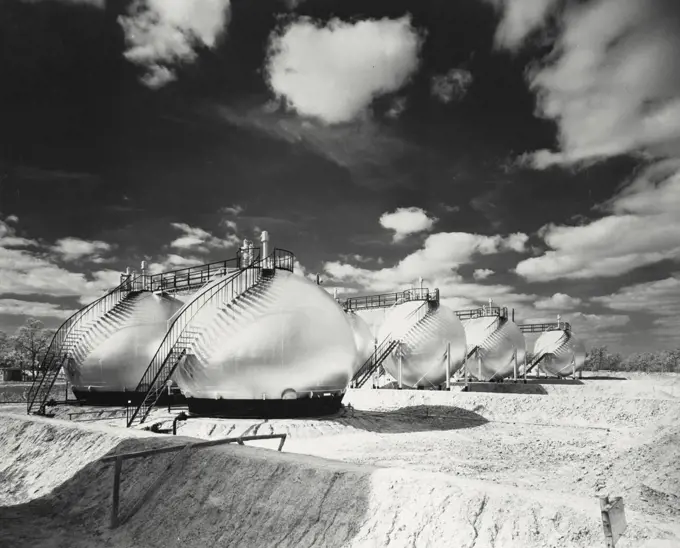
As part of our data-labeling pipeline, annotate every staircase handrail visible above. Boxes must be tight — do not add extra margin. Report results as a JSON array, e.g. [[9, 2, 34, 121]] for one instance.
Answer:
[[145, 248, 295, 292], [519, 321, 572, 334], [126, 248, 294, 426], [455, 305, 508, 321], [27, 272, 145, 413], [342, 287, 438, 311], [147, 256, 240, 293]]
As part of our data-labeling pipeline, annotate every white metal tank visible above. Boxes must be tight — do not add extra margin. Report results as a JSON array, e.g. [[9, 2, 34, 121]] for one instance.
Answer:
[[64, 292, 183, 393], [534, 329, 573, 376], [464, 318, 526, 380], [174, 270, 357, 400], [346, 311, 374, 374], [536, 331, 587, 377], [379, 302, 466, 388], [572, 337, 586, 371]]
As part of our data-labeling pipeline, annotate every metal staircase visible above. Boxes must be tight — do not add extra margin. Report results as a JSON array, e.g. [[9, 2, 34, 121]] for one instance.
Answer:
[[351, 299, 436, 388], [68, 292, 146, 365], [26, 276, 145, 415], [25, 252, 260, 415], [126, 248, 294, 427], [466, 319, 509, 380], [519, 320, 571, 376], [523, 330, 570, 376]]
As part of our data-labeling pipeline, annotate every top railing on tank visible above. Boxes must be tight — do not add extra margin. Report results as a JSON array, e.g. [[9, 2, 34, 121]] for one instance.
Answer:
[[455, 306, 508, 321], [130, 247, 295, 294], [342, 287, 439, 312], [145, 257, 241, 293], [519, 321, 571, 334], [26, 272, 145, 413]]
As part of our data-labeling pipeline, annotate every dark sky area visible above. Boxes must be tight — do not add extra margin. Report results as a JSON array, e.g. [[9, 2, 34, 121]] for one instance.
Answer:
[[1, 0, 679, 354]]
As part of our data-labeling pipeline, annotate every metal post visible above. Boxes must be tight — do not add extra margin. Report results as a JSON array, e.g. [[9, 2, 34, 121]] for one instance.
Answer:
[[446, 342, 451, 390], [398, 343, 403, 390], [111, 456, 122, 528], [600, 497, 615, 548], [477, 349, 482, 382], [513, 349, 518, 382], [523, 355, 527, 383]]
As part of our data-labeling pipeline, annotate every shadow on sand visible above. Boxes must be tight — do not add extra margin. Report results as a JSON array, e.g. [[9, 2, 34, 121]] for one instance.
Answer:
[[1, 433, 374, 548], [322, 404, 489, 434]]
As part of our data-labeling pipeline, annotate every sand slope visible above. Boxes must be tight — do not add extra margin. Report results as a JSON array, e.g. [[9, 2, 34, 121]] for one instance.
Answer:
[[2, 375, 680, 548]]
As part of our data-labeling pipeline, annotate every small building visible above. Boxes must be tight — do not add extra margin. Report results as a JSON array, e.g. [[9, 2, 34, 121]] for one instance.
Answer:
[[2, 367, 23, 382]]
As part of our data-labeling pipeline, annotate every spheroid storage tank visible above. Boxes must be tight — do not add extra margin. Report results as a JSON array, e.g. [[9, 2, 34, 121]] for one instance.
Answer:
[[378, 301, 467, 387], [173, 269, 358, 417], [64, 291, 183, 403], [535, 330, 586, 377], [463, 317, 526, 381], [345, 310, 375, 374]]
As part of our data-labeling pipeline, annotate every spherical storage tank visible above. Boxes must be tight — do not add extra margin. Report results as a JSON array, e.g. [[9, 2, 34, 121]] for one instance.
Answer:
[[345, 311, 374, 374], [463, 318, 526, 381], [174, 269, 357, 414], [64, 292, 183, 401], [378, 301, 467, 388], [536, 330, 586, 377], [572, 337, 586, 371]]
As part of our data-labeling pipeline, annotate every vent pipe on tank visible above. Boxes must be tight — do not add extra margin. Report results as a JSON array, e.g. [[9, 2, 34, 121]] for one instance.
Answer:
[[141, 261, 148, 290], [260, 230, 270, 263]]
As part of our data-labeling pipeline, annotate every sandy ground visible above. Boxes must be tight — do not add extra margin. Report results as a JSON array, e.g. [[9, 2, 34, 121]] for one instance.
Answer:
[[1, 373, 680, 547]]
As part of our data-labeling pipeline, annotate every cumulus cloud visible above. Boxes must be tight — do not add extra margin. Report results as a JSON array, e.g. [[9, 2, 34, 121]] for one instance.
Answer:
[[265, 16, 423, 124], [379, 207, 437, 242], [473, 268, 494, 280], [0, 218, 37, 248], [220, 204, 243, 216], [0, 299, 77, 319], [430, 68, 473, 103], [147, 253, 204, 274], [386, 96, 408, 119], [325, 230, 529, 292], [119, 0, 231, 88], [484, 0, 562, 51], [566, 312, 630, 331], [169, 222, 239, 253], [502, 0, 680, 169], [51, 237, 113, 262], [534, 292, 582, 310], [594, 275, 680, 318], [516, 162, 680, 281], [0, 245, 120, 301]]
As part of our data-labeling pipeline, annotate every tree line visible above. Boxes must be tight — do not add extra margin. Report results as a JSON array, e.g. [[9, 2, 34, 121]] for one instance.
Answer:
[[585, 346, 680, 373], [0, 318, 54, 380]]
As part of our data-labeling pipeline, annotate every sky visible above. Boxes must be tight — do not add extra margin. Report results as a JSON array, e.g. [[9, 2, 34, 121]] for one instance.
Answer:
[[1, 0, 679, 354]]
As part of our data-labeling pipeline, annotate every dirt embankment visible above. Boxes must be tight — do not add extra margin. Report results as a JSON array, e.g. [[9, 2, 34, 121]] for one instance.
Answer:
[[0, 412, 662, 548]]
